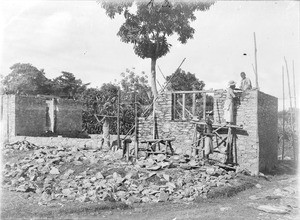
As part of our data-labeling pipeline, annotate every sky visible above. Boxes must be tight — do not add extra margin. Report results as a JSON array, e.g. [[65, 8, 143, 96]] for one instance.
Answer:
[[0, 0, 299, 110]]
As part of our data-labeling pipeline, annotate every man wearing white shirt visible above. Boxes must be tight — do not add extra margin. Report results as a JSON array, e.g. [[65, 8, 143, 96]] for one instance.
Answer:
[[239, 72, 252, 91]]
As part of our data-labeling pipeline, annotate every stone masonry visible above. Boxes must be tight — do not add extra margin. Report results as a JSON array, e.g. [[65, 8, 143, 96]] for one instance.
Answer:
[[138, 90, 278, 174]]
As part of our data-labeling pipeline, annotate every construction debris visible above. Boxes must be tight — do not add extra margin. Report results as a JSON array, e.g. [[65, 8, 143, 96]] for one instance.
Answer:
[[3, 141, 237, 205]]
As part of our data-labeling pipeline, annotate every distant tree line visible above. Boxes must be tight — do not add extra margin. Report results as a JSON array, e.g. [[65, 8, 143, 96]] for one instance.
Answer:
[[1, 63, 209, 138]]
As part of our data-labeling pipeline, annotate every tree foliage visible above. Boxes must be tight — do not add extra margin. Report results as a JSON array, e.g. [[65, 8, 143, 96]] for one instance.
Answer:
[[166, 68, 205, 91], [52, 71, 89, 99], [101, 0, 213, 98], [1, 63, 52, 95]]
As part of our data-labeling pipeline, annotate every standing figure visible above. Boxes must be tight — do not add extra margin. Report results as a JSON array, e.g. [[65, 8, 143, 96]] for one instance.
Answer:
[[204, 112, 214, 160], [223, 80, 237, 124], [239, 72, 252, 91]]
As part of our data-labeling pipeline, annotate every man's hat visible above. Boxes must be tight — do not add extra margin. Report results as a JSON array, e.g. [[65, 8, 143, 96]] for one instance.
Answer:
[[227, 80, 236, 87]]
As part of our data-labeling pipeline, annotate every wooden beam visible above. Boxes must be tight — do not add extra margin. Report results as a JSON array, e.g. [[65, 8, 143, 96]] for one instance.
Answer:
[[134, 93, 138, 159], [171, 90, 214, 94], [203, 93, 206, 119], [182, 94, 186, 120], [282, 66, 285, 160], [192, 93, 196, 116], [177, 100, 193, 117], [284, 57, 295, 161], [117, 88, 120, 150], [254, 32, 260, 90]]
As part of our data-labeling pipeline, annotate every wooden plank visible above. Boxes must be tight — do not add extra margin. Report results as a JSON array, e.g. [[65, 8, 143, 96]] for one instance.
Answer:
[[170, 89, 214, 94], [190, 121, 244, 129], [141, 137, 176, 143], [177, 100, 193, 117]]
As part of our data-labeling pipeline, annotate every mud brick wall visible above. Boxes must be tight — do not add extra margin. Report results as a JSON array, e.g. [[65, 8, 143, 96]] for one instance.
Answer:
[[138, 90, 278, 174], [257, 92, 278, 172], [15, 96, 46, 136], [55, 99, 82, 135], [1, 95, 83, 141]]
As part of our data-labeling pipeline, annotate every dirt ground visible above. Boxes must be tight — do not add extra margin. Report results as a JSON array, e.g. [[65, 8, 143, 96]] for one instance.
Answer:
[[1, 172, 298, 220]]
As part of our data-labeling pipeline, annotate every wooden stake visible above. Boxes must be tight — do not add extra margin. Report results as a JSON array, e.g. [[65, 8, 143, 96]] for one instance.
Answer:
[[182, 94, 186, 120], [292, 60, 298, 161], [293, 60, 297, 109], [134, 93, 138, 159], [117, 88, 120, 150], [253, 32, 259, 90], [282, 66, 285, 160], [203, 93, 206, 120]]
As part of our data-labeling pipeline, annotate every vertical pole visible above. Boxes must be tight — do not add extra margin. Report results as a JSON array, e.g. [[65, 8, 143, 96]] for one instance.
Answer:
[[134, 93, 138, 159], [203, 93, 206, 120], [192, 93, 196, 117], [172, 93, 176, 120], [292, 60, 298, 161], [234, 132, 237, 164], [253, 32, 259, 90], [182, 94, 186, 120], [282, 66, 285, 160], [284, 57, 295, 161], [293, 61, 297, 110], [117, 88, 120, 150]]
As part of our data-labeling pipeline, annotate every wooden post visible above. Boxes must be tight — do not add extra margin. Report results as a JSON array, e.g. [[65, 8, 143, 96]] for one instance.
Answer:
[[134, 93, 138, 159], [282, 66, 285, 160], [292, 60, 298, 161], [293, 60, 297, 110], [284, 57, 295, 161], [173, 93, 176, 120], [192, 93, 196, 117], [203, 93, 206, 120], [117, 88, 120, 150], [253, 32, 259, 90], [182, 94, 186, 120]]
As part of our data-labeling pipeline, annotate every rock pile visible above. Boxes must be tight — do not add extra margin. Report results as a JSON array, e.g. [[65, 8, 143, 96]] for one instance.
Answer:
[[3, 142, 236, 205]]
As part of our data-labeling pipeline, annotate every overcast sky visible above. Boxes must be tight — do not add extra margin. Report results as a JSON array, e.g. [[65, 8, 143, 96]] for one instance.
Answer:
[[0, 0, 299, 110]]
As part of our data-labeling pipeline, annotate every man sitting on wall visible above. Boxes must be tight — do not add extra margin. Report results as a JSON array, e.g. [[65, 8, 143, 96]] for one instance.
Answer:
[[239, 72, 252, 91]]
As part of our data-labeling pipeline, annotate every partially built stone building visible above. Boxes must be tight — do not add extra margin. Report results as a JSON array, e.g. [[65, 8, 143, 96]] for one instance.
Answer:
[[138, 89, 278, 175], [1, 95, 82, 141]]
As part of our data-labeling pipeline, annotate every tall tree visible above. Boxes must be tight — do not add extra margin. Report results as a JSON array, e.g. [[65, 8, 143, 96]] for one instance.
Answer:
[[1, 63, 52, 95], [101, 0, 213, 100]]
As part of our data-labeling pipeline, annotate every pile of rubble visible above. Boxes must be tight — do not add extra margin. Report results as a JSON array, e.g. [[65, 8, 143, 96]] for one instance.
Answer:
[[4, 140, 39, 152], [2, 141, 236, 205]]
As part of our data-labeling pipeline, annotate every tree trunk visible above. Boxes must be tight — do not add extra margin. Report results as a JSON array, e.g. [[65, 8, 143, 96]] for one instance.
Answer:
[[151, 58, 158, 139], [151, 58, 158, 100], [102, 118, 110, 151]]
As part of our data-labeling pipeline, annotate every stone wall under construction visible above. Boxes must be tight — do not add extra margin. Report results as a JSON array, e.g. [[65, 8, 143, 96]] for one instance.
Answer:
[[138, 90, 278, 174]]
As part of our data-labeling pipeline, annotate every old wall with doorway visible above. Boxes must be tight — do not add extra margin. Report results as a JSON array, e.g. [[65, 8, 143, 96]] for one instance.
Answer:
[[0, 95, 83, 141]]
